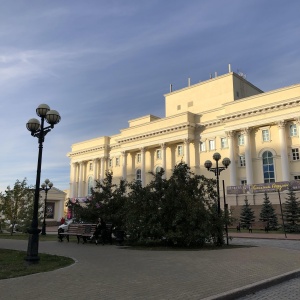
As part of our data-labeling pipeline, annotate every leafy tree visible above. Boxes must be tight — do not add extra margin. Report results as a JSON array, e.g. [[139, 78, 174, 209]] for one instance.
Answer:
[[0, 179, 42, 234], [240, 198, 255, 229], [80, 171, 127, 228], [259, 192, 278, 230], [283, 186, 300, 233], [125, 163, 222, 247]]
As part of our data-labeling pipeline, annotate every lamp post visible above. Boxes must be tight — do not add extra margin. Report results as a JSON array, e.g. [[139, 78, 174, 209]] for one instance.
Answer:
[[204, 152, 231, 245], [41, 179, 53, 235], [25, 104, 60, 263]]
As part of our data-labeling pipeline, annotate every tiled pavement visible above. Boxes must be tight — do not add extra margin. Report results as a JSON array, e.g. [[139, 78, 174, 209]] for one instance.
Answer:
[[0, 232, 300, 300]]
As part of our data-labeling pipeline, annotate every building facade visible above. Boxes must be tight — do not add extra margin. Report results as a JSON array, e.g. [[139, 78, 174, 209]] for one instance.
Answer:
[[67, 69, 300, 208]]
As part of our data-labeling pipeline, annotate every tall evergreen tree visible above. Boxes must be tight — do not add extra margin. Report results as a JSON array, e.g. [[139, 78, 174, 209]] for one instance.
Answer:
[[283, 186, 300, 233], [240, 198, 255, 229], [259, 192, 278, 230]]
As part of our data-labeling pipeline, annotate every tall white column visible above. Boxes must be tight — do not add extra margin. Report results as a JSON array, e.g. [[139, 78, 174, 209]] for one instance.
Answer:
[[184, 139, 190, 166], [100, 157, 105, 180], [78, 162, 83, 197], [243, 128, 254, 184], [141, 147, 145, 186], [70, 162, 77, 198], [122, 151, 127, 180], [160, 143, 166, 179], [278, 121, 290, 181], [226, 131, 236, 186], [93, 159, 98, 187]]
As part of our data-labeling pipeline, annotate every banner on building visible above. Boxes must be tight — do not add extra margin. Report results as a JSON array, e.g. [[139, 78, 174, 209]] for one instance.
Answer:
[[227, 180, 300, 194]]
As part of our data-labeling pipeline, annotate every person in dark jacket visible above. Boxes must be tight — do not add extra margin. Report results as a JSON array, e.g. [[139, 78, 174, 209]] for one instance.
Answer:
[[93, 218, 106, 245]]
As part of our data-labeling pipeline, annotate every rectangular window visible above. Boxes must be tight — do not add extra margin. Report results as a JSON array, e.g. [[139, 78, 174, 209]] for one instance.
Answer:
[[238, 134, 244, 146], [290, 124, 297, 137], [177, 105, 181, 110], [187, 101, 193, 107], [239, 155, 246, 167], [209, 140, 215, 151], [108, 159, 112, 167], [156, 149, 162, 159], [294, 175, 300, 180], [137, 153, 141, 163], [115, 157, 120, 166], [262, 129, 270, 142], [177, 145, 183, 156], [292, 148, 300, 161], [241, 180, 247, 185], [221, 137, 228, 149], [200, 141, 206, 152], [89, 162, 93, 171]]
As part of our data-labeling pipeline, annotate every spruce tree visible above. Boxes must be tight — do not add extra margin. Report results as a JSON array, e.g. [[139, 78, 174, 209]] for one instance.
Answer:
[[240, 197, 255, 229], [259, 192, 278, 230], [283, 186, 300, 233]]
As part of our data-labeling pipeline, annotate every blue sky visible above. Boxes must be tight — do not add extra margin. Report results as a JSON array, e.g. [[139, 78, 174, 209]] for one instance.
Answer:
[[1, 0, 300, 192]]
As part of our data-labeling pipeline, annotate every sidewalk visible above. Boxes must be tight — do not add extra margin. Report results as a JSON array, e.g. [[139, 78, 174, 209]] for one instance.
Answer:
[[0, 235, 300, 299], [228, 231, 300, 241]]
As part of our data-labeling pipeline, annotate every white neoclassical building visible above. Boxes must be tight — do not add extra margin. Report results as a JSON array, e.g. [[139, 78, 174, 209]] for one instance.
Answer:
[[67, 67, 300, 208]]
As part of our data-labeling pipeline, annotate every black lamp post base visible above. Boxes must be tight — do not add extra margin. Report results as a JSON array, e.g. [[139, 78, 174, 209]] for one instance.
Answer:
[[25, 227, 41, 263]]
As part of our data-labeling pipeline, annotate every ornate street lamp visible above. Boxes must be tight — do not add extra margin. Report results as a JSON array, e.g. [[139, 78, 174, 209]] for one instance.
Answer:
[[25, 104, 60, 263], [41, 179, 53, 235], [204, 153, 231, 245]]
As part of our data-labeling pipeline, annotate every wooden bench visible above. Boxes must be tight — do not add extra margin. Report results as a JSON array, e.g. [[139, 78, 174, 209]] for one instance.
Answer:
[[58, 223, 85, 243], [81, 224, 97, 244]]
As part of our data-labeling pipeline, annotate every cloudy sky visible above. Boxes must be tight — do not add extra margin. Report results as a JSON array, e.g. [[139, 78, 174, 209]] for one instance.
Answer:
[[1, 0, 300, 192]]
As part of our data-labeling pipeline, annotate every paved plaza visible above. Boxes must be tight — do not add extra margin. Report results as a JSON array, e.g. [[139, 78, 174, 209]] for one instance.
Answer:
[[0, 232, 300, 300]]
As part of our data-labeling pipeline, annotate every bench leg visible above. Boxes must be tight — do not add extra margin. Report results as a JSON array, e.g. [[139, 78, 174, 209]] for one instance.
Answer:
[[66, 235, 69, 242]]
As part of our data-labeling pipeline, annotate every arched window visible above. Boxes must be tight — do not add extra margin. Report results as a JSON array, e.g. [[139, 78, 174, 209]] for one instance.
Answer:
[[136, 169, 141, 181], [87, 177, 93, 196], [262, 151, 275, 183]]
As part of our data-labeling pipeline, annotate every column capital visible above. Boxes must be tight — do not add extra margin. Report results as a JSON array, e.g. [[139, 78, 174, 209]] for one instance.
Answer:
[[226, 131, 235, 138], [277, 120, 286, 129], [160, 143, 166, 150], [184, 138, 190, 145], [140, 147, 145, 153], [241, 128, 251, 135]]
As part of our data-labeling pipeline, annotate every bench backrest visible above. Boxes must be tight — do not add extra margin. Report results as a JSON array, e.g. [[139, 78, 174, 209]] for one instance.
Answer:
[[67, 224, 84, 234]]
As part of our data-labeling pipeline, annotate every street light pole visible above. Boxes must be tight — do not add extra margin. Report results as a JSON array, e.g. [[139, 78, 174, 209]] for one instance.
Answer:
[[25, 104, 60, 263], [204, 152, 231, 245], [41, 179, 53, 235]]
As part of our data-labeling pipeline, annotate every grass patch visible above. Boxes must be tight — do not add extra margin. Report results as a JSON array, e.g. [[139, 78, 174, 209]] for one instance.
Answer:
[[0, 233, 59, 241], [0, 249, 74, 280]]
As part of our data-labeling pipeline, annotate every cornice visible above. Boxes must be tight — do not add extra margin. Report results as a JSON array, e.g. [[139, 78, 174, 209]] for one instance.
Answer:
[[67, 145, 108, 158], [219, 97, 300, 123], [116, 122, 196, 144]]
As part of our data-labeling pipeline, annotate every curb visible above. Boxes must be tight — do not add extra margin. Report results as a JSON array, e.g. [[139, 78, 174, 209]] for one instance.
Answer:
[[203, 269, 300, 300]]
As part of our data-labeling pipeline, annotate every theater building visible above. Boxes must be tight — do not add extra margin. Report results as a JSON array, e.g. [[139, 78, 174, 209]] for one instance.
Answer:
[[67, 67, 300, 210]]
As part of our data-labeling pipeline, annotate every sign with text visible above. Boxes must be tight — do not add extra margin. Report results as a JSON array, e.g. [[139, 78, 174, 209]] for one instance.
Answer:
[[227, 181, 300, 194]]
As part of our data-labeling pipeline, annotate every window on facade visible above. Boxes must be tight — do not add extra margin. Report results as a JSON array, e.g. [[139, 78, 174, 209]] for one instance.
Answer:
[[108, 159, 112, 167], [156, 149, 162, 159], [177, 145, 183, 156], [137, 153, 141, 163], [290, 124, 297, 137], [209, 140, 215, 151], [241, 180, 247, 185], [200, 141, 206, 152], [262, 129, 270, 142], [221, 137, 228, 149], [294, 175, 300, 180], [89, 162, 93, 171], [238, 134, 244, 146], [136, 169, 142, 181], [239, 155, 246, 167], [177, 105, 181, 110], [115, 157, 120, 166], [292, 148, 300, 161], [188, 101, 193, 107], [262, 151, 275, 183], [87, 177, 93, 196]]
